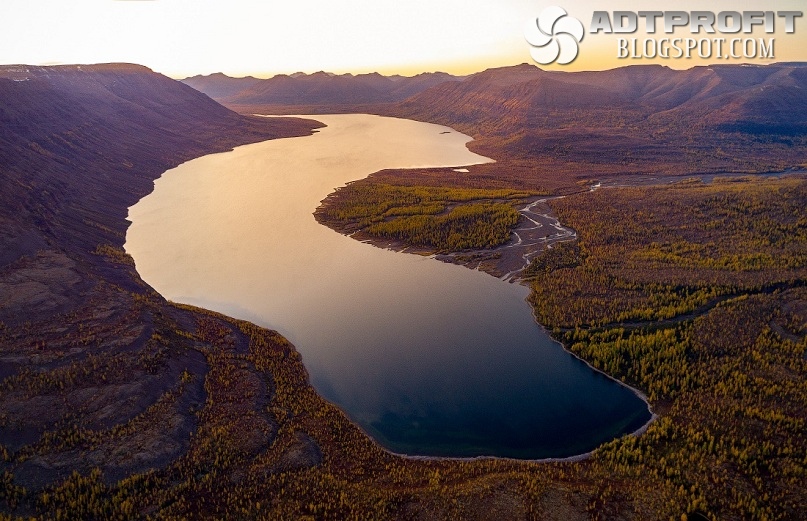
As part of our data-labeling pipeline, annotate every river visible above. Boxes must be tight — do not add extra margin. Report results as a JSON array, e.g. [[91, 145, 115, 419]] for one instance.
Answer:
[[125, 114, 651, 459]]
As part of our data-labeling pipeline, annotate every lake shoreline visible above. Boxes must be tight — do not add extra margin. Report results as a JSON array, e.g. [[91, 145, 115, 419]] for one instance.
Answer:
[[317, 186, 660, 463], [126, 113, 655, 462], [301, 114, 660, 460], [311, 165, 807, 462]]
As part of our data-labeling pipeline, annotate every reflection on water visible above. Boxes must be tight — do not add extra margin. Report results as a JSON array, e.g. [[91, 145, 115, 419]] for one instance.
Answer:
[[125, 114, 651, 459]]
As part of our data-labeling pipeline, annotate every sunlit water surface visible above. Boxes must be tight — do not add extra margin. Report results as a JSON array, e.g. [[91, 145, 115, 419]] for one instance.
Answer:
[[125, 114, 651, 458]]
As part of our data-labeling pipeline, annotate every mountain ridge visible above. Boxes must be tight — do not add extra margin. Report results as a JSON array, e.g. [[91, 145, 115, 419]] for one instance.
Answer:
[[183, 63, 807, 176], [383, 62, 807, 176], [395, 62, 807, 128], [0, 64, 320, 266], [182, 70, 461, 107]]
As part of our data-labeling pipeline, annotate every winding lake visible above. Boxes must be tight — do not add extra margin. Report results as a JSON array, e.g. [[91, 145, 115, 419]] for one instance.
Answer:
[[125, 114, 651, 459]]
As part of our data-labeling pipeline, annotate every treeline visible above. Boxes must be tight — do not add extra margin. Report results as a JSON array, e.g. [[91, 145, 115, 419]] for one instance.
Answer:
[[522, 177, 807, 520], [526, 177, 807, 327], [316, 182, 536, 251], [366, 203, 520, 250], [586, 291, 806, 520], [1, 178, 805, 520]]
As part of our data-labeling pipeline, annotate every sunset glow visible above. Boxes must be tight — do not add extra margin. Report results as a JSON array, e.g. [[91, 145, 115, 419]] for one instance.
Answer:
[[1, 0, 806, 77]]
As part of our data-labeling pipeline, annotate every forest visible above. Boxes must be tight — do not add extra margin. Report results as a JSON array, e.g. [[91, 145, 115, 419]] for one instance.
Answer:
[[2, 63, 805, 520], [316, 183, 537, 251], [537, 178, 807, 520], [1, 154, 803, 520], [308, 173, 807, 520]]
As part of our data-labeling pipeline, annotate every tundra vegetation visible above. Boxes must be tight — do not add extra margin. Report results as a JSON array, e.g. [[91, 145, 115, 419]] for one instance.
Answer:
[[314, 173, 807, 521], [2, 177, 802, 520], [1, 63, 805, 520]]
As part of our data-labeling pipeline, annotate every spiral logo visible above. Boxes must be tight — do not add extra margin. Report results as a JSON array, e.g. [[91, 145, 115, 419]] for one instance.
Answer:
[[524, 6, 585, 65]]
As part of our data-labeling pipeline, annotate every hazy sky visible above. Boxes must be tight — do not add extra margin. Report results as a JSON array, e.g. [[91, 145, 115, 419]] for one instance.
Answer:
[[1, 0, 805, 78]]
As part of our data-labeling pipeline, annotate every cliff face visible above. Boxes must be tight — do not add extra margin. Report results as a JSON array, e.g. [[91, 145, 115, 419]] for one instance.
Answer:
[[0, 64, 322, 494]]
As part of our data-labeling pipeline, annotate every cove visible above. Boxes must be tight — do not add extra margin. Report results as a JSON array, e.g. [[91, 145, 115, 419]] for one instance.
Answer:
[[125, 114, 651, 459]]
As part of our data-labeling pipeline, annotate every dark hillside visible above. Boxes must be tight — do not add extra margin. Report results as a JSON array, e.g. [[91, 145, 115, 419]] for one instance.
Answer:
[[0, 63, 319, 266], [0, 63, 322, 498]]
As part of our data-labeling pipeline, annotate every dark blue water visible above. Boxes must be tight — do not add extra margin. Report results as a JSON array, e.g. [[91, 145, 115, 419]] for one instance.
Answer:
[[126, 114, 652, 460]]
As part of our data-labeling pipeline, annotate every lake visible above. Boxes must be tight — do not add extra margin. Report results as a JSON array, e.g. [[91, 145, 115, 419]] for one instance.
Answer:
[[125, 114, 651, 459]]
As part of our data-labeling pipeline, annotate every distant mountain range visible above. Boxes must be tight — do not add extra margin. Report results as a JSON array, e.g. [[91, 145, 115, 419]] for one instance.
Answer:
[[394, 63, 807, 135], [182, 63, 807, 175], [183, 63, 807, 136], [182, 70, 460, 107], [384, 63, 807, 175]]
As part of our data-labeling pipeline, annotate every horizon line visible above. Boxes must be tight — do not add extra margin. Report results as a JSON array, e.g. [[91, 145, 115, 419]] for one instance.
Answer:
[[3, 59, 806, 81]]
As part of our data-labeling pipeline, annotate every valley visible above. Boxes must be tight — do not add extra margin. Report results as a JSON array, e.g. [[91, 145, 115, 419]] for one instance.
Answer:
[[0, 62, 804, 519], [197, 63, 807, 520]]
